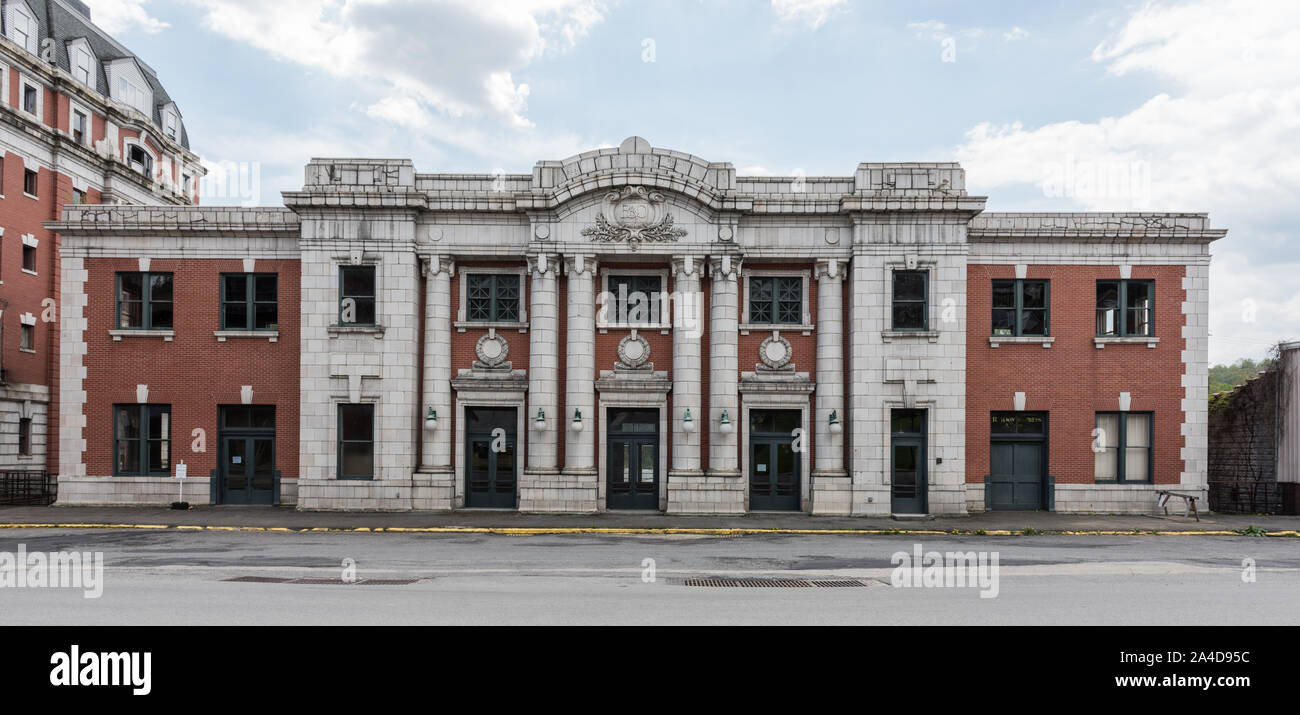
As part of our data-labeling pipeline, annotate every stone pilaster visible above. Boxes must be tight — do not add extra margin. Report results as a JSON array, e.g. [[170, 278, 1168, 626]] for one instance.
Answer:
[[812, 258, 850, 514], [670, 255, 704, 475], [525, 252, 561, 473]]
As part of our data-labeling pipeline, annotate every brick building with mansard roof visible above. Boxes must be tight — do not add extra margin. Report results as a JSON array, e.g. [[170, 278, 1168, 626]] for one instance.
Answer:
[[46, 136, 1223, 514], [0, 0, 201, 480]]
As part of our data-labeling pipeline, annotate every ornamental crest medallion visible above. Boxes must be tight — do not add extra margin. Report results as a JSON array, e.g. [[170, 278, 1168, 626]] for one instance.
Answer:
[[582, 186, 688, 250]]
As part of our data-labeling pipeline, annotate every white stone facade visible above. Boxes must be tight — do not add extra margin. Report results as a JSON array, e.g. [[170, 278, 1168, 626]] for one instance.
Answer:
[[48, 138, 1225, 515]]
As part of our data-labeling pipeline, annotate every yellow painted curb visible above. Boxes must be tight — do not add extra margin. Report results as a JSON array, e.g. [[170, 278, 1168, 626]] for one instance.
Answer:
[[0, 523, 1296, 537]]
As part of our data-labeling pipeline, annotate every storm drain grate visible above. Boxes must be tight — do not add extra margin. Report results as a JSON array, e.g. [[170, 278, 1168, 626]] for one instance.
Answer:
[[681, 578, 871, 588], [223, 576, 422, 586]]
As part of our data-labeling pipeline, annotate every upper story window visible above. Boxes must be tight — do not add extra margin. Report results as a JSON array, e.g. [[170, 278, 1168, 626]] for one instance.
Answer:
[[1094, 412, 1152, 483], [72, 47, 93, 85], [222, 274, 278, 331], [1097, 280, 1154, 337], [602, 274, 665, 327], [127, 144, 154, 177], [116, 76, 151, 115], [114, 404, 171, 476], [749, 276, 802, 325], [8, 2, 38, 54], [21, 82, 37, 115], [338, 266, 376, 326], [21, 242, 35, 273], [116, 272, 173, 330], [23, 168, 37, 197], [466, 274, 521, 323], [164, 111, 178, 141], [891, 270, 929, 331], [992, 279, 1049, 337], [72, 110, 88, 146], [72, 188, 86, 204]]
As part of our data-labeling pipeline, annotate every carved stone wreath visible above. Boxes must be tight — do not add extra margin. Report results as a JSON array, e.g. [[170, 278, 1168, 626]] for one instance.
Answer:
[[475, 332, 510, 368], [616, 332, 652, 370], [758, 333, 793, 371], [582, 186, 688, 250]]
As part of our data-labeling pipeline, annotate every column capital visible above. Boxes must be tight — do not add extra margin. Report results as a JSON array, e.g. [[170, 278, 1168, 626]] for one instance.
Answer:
[[526, 252, 562, 278], [814, 258, 846, 282], [671, 255, 704, 280], [707, 255, 743, 282], [562, 253, 598, 278], [420, 254, 454, 278]]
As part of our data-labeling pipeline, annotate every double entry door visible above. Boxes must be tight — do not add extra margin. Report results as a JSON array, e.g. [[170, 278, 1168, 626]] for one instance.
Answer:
[[465, 407, 517, 508], [607, 409, 659, 510]]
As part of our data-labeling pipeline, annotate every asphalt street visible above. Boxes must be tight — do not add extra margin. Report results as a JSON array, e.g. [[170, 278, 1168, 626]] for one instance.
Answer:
[[0, 529, 1296, 625]]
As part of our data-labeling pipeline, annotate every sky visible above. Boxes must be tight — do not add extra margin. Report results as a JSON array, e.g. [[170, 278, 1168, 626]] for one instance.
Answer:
[[83, 0, 1300, 367]]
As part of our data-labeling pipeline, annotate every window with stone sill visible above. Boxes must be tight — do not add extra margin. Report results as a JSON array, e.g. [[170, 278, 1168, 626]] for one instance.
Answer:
[[338, 266, 376, 326], [23, 169, 37, 197], [602, 274, 665, 327], [18, 417, 31, 456], [466, 273, 521, 323], [116, 272, 173, 330], [1097, 280, 1154, 338], [21, 244, 35, 273], [992, 279, 1049, 337], [114, 404, 171, 476], [1094, 412, 1153, 483], [891, 270, 929, 331], [21, 82, 37, 115], [19, 324, 33, 351], [748, 276, 802, 325], [221, 273, 278, 331]]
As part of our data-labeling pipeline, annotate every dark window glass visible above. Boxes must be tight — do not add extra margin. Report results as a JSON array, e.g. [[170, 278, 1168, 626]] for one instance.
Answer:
[[892, 271, 928, 330], [116, 272, 172, 330], [992, 279, 1050, 337], [338, 404, 375, 480], [21, 244, 35, 272], [24, 169, 37, 196], [607, 275, 663, 325], [1097, 280, 1154, 337], [466, 274, 521, 323], [891, 410, 925, 434], [748, 276, 803, 325], [22, 85, 36, 114], [750, 410, 800, 435], [18, 418, 31, 456], [339, 266, 376, 325], [222, 273, 278, 330], [20, 324, 33, 351], [115, 404, 170, 476]]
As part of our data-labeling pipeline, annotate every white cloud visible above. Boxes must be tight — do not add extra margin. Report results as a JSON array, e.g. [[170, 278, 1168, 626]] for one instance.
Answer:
[[953, 0, 1300, 363], [81, 0, 169, 34], [907, 20, 986, 42], [1003, 26, 1029, 42], [186, 0, 607, 128], [772, 0, 847, 31]]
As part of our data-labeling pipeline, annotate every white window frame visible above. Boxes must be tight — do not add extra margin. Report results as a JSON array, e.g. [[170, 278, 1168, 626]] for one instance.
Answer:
[[21, 233, 38, 275], [880, 258, 941, 342], [739, 268, 813, 335], [18, 75, 42, 119], [598, 267, 671, 333], [67, 39, 96, 88], [163, 110, 178, 142], [123, 137, 155, 179], [455, 266, 529, 331], [0, 60, 8, 111]]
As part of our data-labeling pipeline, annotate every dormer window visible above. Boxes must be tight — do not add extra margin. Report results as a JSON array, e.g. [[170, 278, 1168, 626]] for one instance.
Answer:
[[73, 47, 93, 86], [165, 112, 177, 141], [9, 3, 38, 54], [116, 77, 150, 115]]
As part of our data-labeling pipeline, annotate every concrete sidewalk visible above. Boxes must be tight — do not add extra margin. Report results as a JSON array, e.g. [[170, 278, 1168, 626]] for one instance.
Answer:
[[1, 505, 1298, 535]]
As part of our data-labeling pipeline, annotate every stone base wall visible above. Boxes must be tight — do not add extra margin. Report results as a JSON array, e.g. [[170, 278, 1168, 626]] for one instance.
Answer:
[[519, 470, 598, 513], [667, 472, 745, 514], [57, 476, 213, 506], [1053, 483, 1201, 514], [810, 473, 852, 515]]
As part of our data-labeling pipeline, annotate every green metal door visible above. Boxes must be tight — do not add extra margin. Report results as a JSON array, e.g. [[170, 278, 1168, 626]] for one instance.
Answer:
[[465, 407, 517, 509], [890, 410, 927, 514], [607, 409, 659, 510], [219, 406, 275, 505], [988, 413, 1048, 510], [749, 410, 801, 511]]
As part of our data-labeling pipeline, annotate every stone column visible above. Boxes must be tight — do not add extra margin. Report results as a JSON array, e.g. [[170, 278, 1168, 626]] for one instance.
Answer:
[[563, 254, 597, 475], [708, 255, 741, 476], [420, 255, 454, 472], [812, 258, 850, 515], [670, 256, 704, 476], [814, 258, 847, 475], [526, 252, 561, 472]]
